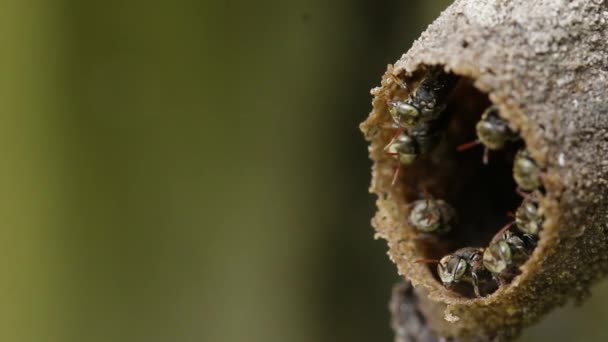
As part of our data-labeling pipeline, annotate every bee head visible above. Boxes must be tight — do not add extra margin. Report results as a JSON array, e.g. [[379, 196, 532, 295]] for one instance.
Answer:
[[438, 254, 468, 286], [409, 200, 442, 233], [386, 132, 418, 165], [513, 149, 541, 191], [475, 107, 515, 150], [389, 101, 420, 127], [483, 240, 512, 275]]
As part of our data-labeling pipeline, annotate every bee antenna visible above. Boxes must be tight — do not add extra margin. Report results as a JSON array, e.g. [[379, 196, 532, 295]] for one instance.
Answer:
[[457, 139, 481, 152], [391, 127, 404, 142], [415, 258, 440, 264], [491, 221, 515, 242], [506, 211, 515, 218]]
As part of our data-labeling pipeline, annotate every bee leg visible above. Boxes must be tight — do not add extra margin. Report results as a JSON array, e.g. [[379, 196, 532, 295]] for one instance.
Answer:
[[471, 272, 482, 298], [493, 274, 504, 287], [516, 188, 531, 199], [516, 188, 541, 202], [389, 74, 404, 87], [389, 127, 405, 142], [379, 122, 400, 130], [386, 65, 404, 87], [482, 147, 490, 165], [516, 246, 530, 256], [383, 128, 405, 152], [522, 234, 538, 248], [510, 239, 531, 256]]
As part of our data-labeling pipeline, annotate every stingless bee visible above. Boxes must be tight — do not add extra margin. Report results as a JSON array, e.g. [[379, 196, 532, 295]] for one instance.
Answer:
[[385, 126, 441, 184], [385, 131, 418, 166], [388, 69, 456, 128], [513, 149, 542, 192], [482, 223, 535, 285], [418, 247, 490, 297], [515, 197, 543, 236], [457, 106, 519, 164], [384, 69, 456, 185], [388, 101, 421, 128], [408, 198, 456, 235]]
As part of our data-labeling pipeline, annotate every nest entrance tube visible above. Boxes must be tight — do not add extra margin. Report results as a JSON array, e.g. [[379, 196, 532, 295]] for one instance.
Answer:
[[362, 1, 608, 340]]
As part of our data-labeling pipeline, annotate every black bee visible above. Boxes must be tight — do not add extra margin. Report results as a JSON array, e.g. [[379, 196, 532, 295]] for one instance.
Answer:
[[385, 131, 418, 166], [457, 106, 519, 164], [437, 247, 490, 297], [385, 126, 441, 184], [513, 149, 542, 192], [408, 198, 456, 235], [482, 223, 535, 285], [388, 101, 421, 128], [515, 197, 543, 236], [385, 126, 440, 162], [418, 247, 491, 297], [388, 69, 456, 128]]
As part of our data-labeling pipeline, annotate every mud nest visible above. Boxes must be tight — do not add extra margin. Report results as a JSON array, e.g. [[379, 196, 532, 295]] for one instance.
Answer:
[[360, 0, 608, 341]]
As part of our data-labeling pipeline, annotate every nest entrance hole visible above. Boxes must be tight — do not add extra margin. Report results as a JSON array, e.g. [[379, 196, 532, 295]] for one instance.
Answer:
[[395, 68, 524, 296]]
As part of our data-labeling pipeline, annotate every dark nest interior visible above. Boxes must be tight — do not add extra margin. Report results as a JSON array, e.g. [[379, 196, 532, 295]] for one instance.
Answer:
[[392, 67, 529, 297]]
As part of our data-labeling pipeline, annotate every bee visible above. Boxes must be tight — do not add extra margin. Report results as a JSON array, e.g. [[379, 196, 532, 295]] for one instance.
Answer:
[[408, 198, 456, 235], [513, 149, 542, 192], [482, 223, 535, 285], [385, 126, 441, 184], [457, 106, 519, 164], [386, 131, 417, 167], [418, 247, 490, 297], [515, 198, 543, 236], [388, 101, 421, 128], [388, 69, 456, 128]]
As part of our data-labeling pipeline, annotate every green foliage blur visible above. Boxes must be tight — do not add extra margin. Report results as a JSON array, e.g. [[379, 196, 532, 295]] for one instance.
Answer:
[[1, 0, 607, 341]]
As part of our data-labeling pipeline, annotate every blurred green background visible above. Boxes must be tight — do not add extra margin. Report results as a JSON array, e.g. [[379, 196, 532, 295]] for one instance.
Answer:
[[2, 0, 608, 341]]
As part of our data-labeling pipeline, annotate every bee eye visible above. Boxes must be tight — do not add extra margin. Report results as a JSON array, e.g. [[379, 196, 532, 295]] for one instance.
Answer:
[[454, 259, 468, 279], [389, 102, 420, 126], [438, 256, 454, 284]]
